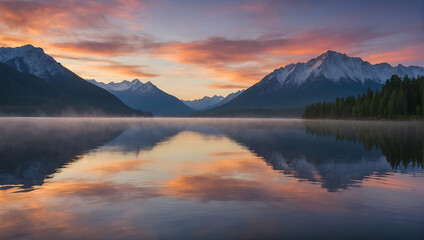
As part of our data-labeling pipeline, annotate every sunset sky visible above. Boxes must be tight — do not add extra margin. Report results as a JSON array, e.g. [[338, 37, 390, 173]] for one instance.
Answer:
[[0, 0, 423, 100]]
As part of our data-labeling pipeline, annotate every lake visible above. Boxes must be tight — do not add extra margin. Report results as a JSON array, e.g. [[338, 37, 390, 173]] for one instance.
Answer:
[[0, 118, 423, 240]]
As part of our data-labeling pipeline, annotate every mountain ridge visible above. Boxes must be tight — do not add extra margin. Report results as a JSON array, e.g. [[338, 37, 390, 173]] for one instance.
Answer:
[[1, 46, 422, 118], [182, 90, 245, 110], [182, 95, 224, 110], [260, 50, 424, 88], [88, 79, 193, 116]]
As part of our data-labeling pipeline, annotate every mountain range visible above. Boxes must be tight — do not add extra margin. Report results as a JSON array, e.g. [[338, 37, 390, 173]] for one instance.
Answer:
[[204, 50, 424, 116], [0, 45, 423, 117], [182, 95, 224, 110], [182, 90, 244, 111], [89, 79, 245, 115], [88, 79, 193, 116], [0, 45, 150, 116]]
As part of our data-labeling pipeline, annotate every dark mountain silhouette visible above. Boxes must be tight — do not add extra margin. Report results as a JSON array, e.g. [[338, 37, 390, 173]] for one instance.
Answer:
[[0, 62, 78, 115], [0, 45, 151, 116]]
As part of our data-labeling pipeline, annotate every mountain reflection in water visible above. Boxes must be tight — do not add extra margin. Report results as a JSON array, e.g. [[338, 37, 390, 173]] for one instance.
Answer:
[[0, 118, 422, 240]]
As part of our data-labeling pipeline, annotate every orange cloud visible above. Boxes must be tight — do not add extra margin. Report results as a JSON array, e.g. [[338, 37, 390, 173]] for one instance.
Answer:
[[0, 0, 147, 35], [0, 34, 33, 46], [92, 62, 157, 78], [363, 45, 424, 65], [156, 37, 290, 65], [50, 34, 161, 57], [51, 53, 158, 78], [208, 83, 249, 89]]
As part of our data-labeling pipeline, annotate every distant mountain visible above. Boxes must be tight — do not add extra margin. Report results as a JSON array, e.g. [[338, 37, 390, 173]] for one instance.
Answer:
[[182, 95, 224, 110], [206, 50, 424, 116], [209, 90, 244, 108], [183, 90, 245, 111], [0, 45, 149, 116], [88, 79, 193, 116]]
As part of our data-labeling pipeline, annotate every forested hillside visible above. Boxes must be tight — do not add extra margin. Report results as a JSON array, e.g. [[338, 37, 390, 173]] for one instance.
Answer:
[[303, 75, 423, 119]]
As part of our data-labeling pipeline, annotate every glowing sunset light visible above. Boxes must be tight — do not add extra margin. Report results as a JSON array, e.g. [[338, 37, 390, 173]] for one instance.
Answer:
[[0, 0, 422, 99]]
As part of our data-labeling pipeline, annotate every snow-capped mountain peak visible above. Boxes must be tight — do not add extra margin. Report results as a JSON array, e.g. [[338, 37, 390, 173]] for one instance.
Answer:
[[0, 45, 66, 81], [87, 79, 193, 116], [262, 50, 424, 88], [100, 79, 141, 91], [130, 80, 159, 93]]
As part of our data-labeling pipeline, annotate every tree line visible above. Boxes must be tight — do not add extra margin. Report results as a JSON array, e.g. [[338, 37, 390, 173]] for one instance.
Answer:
[[303, 75, 423, 119]]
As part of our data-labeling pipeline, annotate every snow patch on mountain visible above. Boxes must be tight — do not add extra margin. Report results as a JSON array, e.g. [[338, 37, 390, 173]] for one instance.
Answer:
[[103, 79, 140, 91], [87, 79, 193, 115], [88, 79, 160, 94], [0, 44, 66, 81]]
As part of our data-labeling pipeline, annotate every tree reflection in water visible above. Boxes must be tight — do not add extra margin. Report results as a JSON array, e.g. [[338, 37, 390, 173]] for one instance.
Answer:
[[303, 120, 423, 169]]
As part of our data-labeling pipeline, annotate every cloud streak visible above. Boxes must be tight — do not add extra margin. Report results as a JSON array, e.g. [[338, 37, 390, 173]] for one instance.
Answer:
[[208, 83, 249, 90], [93, 62, 158, 78], [52, 53, 158, 78], [51, 34, 161, 57], [0, 0, 147, 34]]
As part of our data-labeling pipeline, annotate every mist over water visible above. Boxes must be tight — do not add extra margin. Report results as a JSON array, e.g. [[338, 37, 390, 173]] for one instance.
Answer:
[[0, 118, 423, 240]]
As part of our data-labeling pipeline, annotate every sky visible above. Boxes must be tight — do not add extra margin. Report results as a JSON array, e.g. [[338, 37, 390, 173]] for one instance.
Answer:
[[0, 0, 423, 100]]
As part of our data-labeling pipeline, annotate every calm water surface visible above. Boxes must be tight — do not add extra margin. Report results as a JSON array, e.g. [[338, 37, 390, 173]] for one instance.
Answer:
[[0, 118, 423, 240]]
